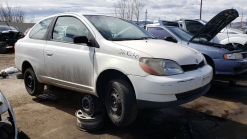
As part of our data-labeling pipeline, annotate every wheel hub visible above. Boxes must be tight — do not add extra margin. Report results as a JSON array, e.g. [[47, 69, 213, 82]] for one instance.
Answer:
[[109, 89, 121, 117], [81, 95, 94, 116], [27, 75, 34, 88]]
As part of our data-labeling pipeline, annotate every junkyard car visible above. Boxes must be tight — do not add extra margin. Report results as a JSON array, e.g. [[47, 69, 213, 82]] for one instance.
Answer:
[[173, 12, 247, 48], [15, 13, 213, 126], [146, 9, 247, 83], [0, 25, 24, 54], [0, 90, 18, 139]]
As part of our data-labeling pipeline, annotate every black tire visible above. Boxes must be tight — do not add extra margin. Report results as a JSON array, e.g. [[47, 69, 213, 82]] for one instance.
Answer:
[[0, 43, 7, 54], [0, 122, 14, 139], [105, 79, 138, 127], [80, 94, 102, 117], [24, 68, 44, 96], [229, 80, 237, 86], [16, 73, 24, 79]]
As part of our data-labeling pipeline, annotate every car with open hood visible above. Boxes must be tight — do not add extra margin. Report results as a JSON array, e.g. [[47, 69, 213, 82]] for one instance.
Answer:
[[0, 90, 18, 139], [175, 13, 247, 49], [15, 13, 212, 126], [146, 9, 247, 83]]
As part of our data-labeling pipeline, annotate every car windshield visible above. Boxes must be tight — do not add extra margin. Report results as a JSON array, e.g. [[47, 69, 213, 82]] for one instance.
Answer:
[[84, 15, 155, 41], [166, 26, 193, 41]]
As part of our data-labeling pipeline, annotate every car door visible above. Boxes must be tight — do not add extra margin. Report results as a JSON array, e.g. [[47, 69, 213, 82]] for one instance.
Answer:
[[44, 16, 95, 93]]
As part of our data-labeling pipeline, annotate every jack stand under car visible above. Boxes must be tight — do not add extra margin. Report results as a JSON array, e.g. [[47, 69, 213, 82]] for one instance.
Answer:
[[0, 91, 18, 139]]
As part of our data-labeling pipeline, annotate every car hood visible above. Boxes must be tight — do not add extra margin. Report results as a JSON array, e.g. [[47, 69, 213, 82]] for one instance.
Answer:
[[113, 39, 203, 65], [189, 9, 239, 42]]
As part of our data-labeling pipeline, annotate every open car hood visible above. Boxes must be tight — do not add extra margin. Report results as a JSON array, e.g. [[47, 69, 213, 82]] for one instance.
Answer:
[[189, 9, 239, 42]]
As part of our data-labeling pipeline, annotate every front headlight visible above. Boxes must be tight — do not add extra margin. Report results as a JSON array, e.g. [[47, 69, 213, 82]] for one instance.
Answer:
[[223, 53, 243, 60], [139, 58, 184, 76]]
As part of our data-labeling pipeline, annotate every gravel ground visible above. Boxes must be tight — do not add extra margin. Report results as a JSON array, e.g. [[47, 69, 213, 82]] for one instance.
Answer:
[[0, 54, 247, 139]]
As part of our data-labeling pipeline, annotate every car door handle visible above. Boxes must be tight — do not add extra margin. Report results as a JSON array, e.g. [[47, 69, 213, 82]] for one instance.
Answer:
[[46, 51, 53, 56]]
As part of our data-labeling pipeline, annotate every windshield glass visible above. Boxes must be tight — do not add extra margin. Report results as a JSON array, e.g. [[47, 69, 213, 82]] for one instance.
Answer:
[[166, 27, 193, 41], [84, 15, 155, 41]]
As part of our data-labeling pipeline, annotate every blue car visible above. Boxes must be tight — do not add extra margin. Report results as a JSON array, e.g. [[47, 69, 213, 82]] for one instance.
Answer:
[[146, 9, 247, 84]]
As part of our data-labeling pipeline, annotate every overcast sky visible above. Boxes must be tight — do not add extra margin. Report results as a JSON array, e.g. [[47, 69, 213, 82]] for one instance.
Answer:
[[3, 0, 247, 23]]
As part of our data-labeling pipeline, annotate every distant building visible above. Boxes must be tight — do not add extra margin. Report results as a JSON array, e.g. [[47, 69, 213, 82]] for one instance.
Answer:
[[0, 22, 35, 33]]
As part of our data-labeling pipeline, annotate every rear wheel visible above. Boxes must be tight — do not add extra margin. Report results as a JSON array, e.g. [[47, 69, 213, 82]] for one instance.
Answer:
[[24, 68, 44, 96], [105, 79, 137, 127]]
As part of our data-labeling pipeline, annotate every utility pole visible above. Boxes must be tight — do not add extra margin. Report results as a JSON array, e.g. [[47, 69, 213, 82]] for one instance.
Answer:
[[240, 12, 243, 27], [145, 9, 148, 25], [200, 0, 202, 20]]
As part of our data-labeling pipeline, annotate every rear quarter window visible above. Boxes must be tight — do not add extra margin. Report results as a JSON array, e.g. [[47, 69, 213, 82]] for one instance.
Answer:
[[29, 17, 53, 40]]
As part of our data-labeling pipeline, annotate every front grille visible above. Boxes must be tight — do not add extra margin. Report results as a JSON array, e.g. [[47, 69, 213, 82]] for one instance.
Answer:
[[181, 61, 205, 72]]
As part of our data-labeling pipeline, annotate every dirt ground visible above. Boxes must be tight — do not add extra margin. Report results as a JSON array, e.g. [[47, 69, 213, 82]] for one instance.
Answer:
[[1, 53, 247, 139]]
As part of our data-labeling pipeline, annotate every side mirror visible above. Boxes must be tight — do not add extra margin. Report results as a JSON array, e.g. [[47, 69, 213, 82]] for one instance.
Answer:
[[73, 36, 88, 44], [164, 36, 177, 43], [73, 36, 92, 46]]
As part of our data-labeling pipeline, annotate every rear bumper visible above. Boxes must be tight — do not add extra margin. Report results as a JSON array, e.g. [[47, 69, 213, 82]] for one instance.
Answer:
[[137, 83, 211, 109]]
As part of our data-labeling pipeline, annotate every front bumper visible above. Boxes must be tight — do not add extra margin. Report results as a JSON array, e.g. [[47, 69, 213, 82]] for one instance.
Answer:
[[137, 83, 210, 109], [128, 65, 213, 109], [214, 59, 247, 76]]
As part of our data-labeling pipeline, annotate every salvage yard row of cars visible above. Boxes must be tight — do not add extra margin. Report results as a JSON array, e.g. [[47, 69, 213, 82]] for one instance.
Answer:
[[145, 9, 247, 85], [0, 8, 247, 138]]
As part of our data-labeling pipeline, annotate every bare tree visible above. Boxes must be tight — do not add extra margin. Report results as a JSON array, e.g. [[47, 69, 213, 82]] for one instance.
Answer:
[[113, 0, 127, 19], [133, 0, 146, 24], [113, 0, 147, 23], [0, 1, 25, 23]]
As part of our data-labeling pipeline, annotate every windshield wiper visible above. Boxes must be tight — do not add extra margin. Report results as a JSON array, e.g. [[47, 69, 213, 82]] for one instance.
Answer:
[[110, 37, 155, 41]]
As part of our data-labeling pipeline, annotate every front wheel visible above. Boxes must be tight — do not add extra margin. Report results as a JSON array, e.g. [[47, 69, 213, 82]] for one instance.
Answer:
[[105, 79, 138, 127], [24, 68, 44, 96]]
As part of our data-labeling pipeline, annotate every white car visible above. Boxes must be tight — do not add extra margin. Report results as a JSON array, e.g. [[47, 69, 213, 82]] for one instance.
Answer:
[[15, 13, 213, 126]]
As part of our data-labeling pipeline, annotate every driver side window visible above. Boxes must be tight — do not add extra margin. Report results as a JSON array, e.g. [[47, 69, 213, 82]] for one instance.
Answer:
[[52, 16, 90, 43]]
